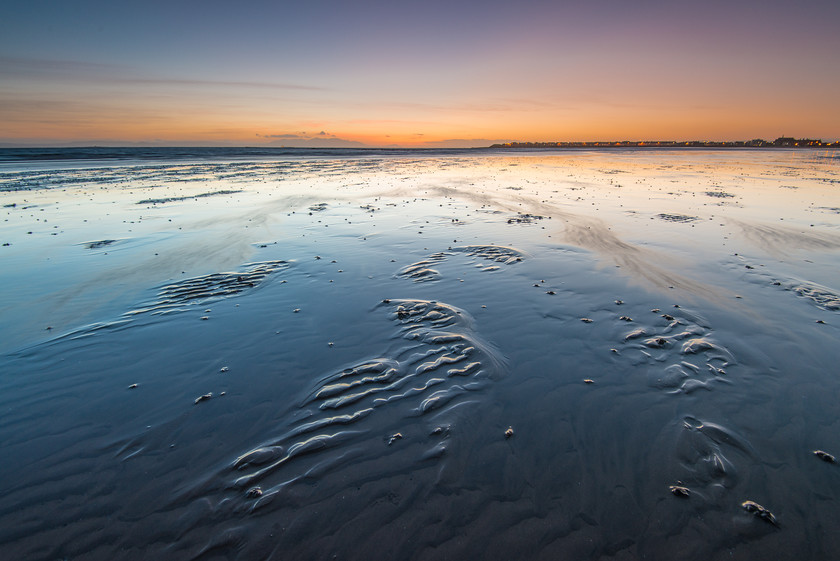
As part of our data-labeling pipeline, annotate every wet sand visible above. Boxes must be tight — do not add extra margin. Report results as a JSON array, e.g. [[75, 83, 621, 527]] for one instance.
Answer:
[[1, 149, 839, 560]]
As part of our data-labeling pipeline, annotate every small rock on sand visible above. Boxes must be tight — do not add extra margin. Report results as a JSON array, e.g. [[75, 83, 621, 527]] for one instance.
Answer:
[[742, 500, 778, 525], [669, 485, 690, 497], [814, 450, 836, 463]]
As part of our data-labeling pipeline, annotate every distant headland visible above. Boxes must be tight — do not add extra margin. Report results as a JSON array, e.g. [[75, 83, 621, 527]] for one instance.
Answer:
[[491, 137, 838, 149]]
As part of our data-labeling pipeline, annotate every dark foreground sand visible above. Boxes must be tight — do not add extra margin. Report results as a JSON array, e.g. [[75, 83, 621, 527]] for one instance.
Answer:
[[1, 149, 839, 560]]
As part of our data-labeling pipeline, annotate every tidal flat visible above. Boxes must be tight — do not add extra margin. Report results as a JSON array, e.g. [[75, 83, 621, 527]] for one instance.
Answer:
[[1, 148, 839, 560]]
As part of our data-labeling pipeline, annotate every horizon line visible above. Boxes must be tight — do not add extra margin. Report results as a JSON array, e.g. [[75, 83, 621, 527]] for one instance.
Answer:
[[2, 138, 839, 150]]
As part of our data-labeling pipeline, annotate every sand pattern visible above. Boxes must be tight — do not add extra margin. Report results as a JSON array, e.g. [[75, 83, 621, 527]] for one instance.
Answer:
[[621, 308, 734, 395], [137, 189, 242, 205], [673, 415, 757, 499], [397, 245, 524, 282], [83, 239, 118, 249], [615, 305, 758, 510], [736, 258, 840, 312], [656, 213, 700, 223], [28, 260, 293, 348], [128, 260, 289, 316], [225, 299, 505, 507], [395, 253, 448, 282], [791, 283, 840, 311]]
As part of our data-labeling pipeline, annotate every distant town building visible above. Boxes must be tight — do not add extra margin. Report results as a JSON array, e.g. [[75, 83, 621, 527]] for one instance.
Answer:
[[491, 137, 837, 149], [773, 136, 822, 147]]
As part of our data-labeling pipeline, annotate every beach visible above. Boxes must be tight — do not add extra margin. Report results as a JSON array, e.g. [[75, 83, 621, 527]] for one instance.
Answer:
[[1, 147, 839, 560]]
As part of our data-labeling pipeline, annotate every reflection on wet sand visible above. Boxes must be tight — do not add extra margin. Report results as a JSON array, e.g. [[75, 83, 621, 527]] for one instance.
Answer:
[[0, 149, 838, 560]]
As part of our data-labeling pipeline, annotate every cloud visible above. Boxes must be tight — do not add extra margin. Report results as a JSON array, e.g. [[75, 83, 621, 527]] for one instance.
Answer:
[[0, 56, 118, 77], [123, 77, 326, 91], [0, 56, 326, 91], [258, 133, 306, 139]]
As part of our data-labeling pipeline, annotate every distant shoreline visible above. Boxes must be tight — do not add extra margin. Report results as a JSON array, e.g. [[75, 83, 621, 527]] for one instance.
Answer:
[[492, 137, 838, 149], [0, 140, 837, 164]]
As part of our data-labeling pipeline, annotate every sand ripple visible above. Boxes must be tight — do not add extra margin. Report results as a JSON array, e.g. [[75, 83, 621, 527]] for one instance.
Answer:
[[618, 307, 734, 395], [673, 416, 756, 497], [129, 260, 289, 315], [397, 245, 524, 282], [657, 213, 700, 223], [738, 261, 840, 312], [395, 254, 447, 282], [452, 245, 525, 264], [224, 298, 505, 505], [791, 283, 840, 311]]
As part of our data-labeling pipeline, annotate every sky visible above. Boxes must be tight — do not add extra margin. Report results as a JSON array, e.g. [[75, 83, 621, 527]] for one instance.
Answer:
[[1, 0, 838, 147]]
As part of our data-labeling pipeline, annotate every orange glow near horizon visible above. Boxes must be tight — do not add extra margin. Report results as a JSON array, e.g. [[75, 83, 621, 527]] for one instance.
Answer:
[[4, 97, 838, 147]]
